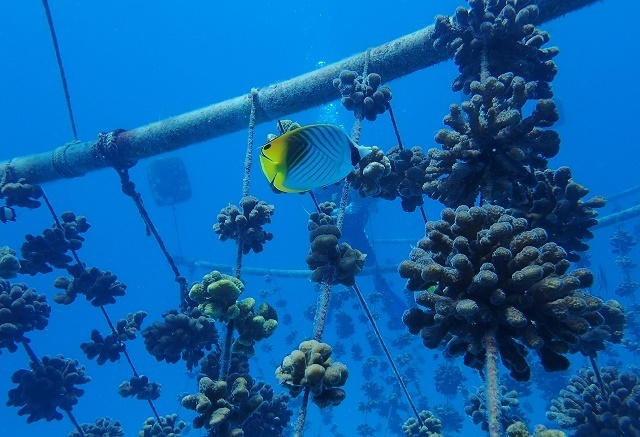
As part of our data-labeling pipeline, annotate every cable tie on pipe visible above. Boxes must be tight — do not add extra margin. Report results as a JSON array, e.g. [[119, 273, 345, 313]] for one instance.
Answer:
[[95, 129, 136, 170]]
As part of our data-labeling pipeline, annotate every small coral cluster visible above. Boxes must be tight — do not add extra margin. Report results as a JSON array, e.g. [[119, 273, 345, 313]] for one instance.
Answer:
[[547, 366, 640, 435], [0, 177, 43, 209], [189, 270, 245, 321], [0, 246, 20, 279], [69, 417, 124, 437], [8, 354, 91, 422], [347, 143, 432, 213], [347, 146, 392, 198], [142, 308, 219, 370], [465, 385, 528, 432], [434, 363, 466, 398], [81, 311, 147, 364], [276, 340, 349, 408], [334, 70, 392, 121], [189, 271, 278, 355], [118, 375, 161, 401], [19, 212, 90, 275], [182, 354, 291, 436], [138, 414, 187, 437], [231, 297, 278, 356], [518, 167, 604, 262], [0, 280, 51, 354], [54, 264, 127, 306], [610, 229, 639, 299], [402, 410, 443, 436], [213, 196, 274, 254], [306, 202, 366, 286], [400, 205, 623, 381]]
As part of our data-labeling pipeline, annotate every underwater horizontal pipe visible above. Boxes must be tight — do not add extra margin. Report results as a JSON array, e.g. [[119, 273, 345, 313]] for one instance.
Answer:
[[177, 257, 400, 277], [0, 0, 601, 185], [593, 203, 640, 230]]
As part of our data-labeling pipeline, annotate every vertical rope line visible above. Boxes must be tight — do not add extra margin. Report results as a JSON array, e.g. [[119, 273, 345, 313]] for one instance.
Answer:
[[222, 89, 258, 381], [41, 0, 77, 141], [590, 355, 609, 400], [242, 89, 258, 198], [352, 282, 423, 425], [387, 103, 403, 150], [484, 328, 502, 437], [41, 191, 163, 425]]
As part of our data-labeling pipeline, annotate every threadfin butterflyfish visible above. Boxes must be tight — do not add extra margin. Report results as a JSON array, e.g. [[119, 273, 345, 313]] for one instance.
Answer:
[[259, 124, 372, 193]]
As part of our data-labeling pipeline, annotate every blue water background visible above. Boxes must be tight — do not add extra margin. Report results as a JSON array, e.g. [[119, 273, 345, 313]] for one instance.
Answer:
[[0, 0, 638, 435]]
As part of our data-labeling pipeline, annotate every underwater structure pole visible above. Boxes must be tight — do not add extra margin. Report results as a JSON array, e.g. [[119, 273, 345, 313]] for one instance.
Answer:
[[0, 0, 601, 186]]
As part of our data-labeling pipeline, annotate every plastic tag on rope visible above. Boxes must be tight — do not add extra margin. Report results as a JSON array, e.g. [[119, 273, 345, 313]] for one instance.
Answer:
[[146, 157, 192, 206]]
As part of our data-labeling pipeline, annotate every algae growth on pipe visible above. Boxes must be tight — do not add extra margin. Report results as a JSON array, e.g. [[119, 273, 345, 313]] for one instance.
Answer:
[[0, 0, 602, 185]]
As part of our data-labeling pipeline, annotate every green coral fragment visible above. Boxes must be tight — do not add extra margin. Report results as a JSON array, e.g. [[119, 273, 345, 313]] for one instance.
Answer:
[[231, 299, 278, 356], [189, 271, 244, 321]]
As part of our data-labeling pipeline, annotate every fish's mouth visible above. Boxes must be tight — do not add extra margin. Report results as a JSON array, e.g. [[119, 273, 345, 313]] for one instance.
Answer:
[[260, 150, 275, 162]]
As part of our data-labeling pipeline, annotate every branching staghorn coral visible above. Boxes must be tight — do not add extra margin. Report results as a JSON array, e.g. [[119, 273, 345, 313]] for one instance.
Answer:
[[275, 340, 349, 408], [547, 366, 640, 435], [400, 205, 623, 382]]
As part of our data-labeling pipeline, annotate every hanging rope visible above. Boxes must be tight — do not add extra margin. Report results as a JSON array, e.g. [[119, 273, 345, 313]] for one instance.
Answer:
[[95, 131, 190, 309], [41, 0, 77, 141], [221, 89, 259, 381], [41, 190, 163, 425]]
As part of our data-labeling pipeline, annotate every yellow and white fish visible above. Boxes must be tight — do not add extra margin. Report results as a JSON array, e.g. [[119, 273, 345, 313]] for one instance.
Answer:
[[259, 124, 372, 193]]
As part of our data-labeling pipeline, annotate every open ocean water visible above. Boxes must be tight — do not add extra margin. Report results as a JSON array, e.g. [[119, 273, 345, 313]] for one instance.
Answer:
[[0, 0, 638, 436]]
